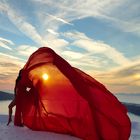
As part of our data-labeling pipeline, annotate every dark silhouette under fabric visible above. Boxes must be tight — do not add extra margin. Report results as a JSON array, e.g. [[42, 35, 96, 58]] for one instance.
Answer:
[[14, 47, 131, 140]]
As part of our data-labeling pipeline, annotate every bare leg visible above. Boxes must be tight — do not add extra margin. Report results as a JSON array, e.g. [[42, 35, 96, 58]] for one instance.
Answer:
[[7, 99, 16, 125]]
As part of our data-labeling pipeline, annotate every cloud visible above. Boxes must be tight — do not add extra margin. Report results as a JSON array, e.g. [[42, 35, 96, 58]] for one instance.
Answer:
[[0, 0, 139, 93], [0, 1, 47, 46], [0, 2, 71, 53], [103, 1, 140, 36], [62, 31, 89, 40], [33, 0, 104, 19], [0, 37, 14, 50], [0, 52, 25, 91], [44, 34, 69, 53], [0, 52, 24, 61], [0, 41, 12, 50], [34, 29, 70, 53], [0, 37, 14, 45], [115, 64, 140, 78], [62, 30, 131, 66], [17, 45, 38, 56], [62, 51, 85, 59], [61, 49, 106, 71], [73, 39, 131, 65], [34, 0, 140, 36], [47, 29, 58, 35], [92, 61, 140, 93], [59, 30, 132, 73], [47, 13, 73, 25]]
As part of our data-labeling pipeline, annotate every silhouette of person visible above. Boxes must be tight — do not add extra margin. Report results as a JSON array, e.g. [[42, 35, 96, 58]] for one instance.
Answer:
[[7, 69, 23, 125]]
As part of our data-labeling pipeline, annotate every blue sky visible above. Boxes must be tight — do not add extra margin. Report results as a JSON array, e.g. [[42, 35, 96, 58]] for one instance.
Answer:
[[0, 0, 140, 93]]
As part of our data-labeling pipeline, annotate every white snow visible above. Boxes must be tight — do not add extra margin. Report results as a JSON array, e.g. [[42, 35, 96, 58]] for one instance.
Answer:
[[0, 100, 140, 140], [128, 113, 140, 140], [0, 100, 81, 140], [0, 121, 80, 140]]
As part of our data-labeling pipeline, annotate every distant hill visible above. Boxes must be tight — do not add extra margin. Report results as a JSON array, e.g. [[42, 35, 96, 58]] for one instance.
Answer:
[[123, 102, 140, 116], [116, 93, 140, 95], [0, 91, 140, 116], [0, 91, 14, 100]]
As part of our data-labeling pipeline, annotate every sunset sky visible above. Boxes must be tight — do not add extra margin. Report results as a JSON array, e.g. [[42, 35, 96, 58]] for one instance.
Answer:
[[0, 0, 140, 93]]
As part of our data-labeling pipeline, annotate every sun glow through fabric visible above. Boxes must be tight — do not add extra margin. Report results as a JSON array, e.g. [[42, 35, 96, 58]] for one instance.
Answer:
[[42, 73, 49, 81]]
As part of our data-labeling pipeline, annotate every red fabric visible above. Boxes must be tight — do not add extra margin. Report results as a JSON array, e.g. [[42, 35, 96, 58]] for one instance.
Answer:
[[14, 47, 131, 140]]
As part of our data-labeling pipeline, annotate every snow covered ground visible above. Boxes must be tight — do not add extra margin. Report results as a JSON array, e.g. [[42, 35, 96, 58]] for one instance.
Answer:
[[0, 101, 81, 140], [0, 117, 80, 140], [0, 100, 140, 140], [128, 113, 140, 140]]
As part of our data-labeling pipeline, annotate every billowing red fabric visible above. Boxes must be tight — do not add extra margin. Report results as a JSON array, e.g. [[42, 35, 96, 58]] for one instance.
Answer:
[[14, 47, 131, 140]]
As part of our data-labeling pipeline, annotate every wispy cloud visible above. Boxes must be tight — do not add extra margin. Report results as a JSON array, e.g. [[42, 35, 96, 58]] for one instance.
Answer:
[[62, 30, 131, 66], [0, 37, 14, 45], [0, 1, 71, 52], [46, 36, 69, 53], [34, 0, 140, 36], [73, 39, 131, 65], [0, 37, 14, 50], [0, 1, 47, 46], [62, 31, 89, 40], [17, 45, 38, 56], [62, 51, 84, 59], [47, 13, 73, 25], [0, 0, 139, 93], [0, 52, 25, 91], [104, 0, 140, 36], [93, 59, 140, 93], [0, 52, 24, 61], [47, 29, 58, 35]]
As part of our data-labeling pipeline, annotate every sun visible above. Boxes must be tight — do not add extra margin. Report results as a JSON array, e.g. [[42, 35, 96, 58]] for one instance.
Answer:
[[42, 73, 49, 80]]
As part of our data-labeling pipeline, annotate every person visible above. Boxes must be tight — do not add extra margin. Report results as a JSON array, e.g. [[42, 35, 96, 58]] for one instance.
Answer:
[[7, 69, 23, 126]]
